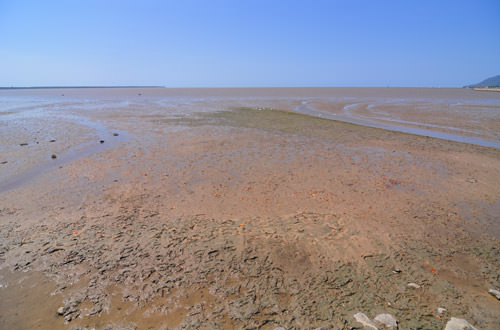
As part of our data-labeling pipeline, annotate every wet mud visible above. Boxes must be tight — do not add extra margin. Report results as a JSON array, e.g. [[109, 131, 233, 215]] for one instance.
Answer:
[[1, 88, 500, 329]]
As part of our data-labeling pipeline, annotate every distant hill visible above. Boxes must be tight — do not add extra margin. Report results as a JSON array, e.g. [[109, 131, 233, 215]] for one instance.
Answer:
[[465, 75, 500, 88]]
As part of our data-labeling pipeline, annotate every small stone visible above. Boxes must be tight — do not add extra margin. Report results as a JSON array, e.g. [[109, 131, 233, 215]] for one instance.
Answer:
[[51, 154, 57, 159], [444, 317, 477, 330], [465, 178, 477, 183], [57, 306, 66, 315], [100, 140, 104, 144], [374, 313, 397, 329], [354, 312, 378, 330], [488, 288, 500, 300], [437, 307, 447, 315], [49, 139, 56, 142], [19, 143, 28, 146], [407, 283, 421, 289], [274, 328, 286, 330], [113, 133, 119, 136], [0, 161, 7, 164], [392, 268, 401, 274]]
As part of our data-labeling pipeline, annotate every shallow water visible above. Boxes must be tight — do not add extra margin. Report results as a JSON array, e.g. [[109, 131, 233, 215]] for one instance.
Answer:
[[0, 126, 128, 194], [0, 269, 65, 330], [2, 87, 498, 145], [295, 96, 500, 148], [1, 87, 499, 192]]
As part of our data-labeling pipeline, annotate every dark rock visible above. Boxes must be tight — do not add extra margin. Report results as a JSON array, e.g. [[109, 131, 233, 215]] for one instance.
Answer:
[[19, 143, 28, 146], [51, 154, 57, 159], [100, 140, 105, 144]]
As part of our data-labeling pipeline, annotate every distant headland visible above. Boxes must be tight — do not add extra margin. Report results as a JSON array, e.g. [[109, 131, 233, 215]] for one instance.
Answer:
[[465, 75, 500, 92]]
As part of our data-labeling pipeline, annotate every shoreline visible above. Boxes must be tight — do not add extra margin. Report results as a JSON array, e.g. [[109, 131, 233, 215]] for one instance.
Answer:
[[473, 87, 500, 92]]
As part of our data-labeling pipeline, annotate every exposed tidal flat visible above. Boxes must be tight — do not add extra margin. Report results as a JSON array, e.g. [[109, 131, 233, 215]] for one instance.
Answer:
[[1, 88, 500, 329]]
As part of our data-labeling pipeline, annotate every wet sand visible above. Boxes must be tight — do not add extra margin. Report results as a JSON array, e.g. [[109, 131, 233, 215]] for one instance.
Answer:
[[1, 88, 500, 329]]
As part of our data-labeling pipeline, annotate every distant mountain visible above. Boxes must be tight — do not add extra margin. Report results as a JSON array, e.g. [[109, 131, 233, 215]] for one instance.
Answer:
[[465, 75, 500, 88]]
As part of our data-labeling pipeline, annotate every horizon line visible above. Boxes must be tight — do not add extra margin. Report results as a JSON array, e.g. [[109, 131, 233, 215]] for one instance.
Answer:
[[0, 86, 165, 90], [0, 85, 469, 90]]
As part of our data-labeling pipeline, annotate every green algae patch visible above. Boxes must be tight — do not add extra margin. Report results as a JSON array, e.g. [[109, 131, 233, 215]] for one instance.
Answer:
[[173, 106, 395, 144], [165, 107, 500, 155]]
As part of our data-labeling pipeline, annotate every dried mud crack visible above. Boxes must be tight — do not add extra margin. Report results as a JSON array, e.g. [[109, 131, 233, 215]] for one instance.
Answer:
[[1, 209, 500, 329]]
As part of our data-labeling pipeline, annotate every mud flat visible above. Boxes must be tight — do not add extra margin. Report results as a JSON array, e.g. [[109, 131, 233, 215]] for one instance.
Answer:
[[1, 89, 500, 329]]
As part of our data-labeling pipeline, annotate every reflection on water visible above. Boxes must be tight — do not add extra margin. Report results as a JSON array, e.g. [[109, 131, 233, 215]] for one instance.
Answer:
[[296, 101, 500, 148], [0, 121, 128, 193]]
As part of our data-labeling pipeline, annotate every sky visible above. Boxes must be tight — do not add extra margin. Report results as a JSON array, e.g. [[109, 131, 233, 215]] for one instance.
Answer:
[[1, 0, 499, 87]]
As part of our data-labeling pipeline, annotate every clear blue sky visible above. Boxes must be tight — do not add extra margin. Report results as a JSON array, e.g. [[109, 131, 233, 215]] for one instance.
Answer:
[[1, 0, 499, 87]]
